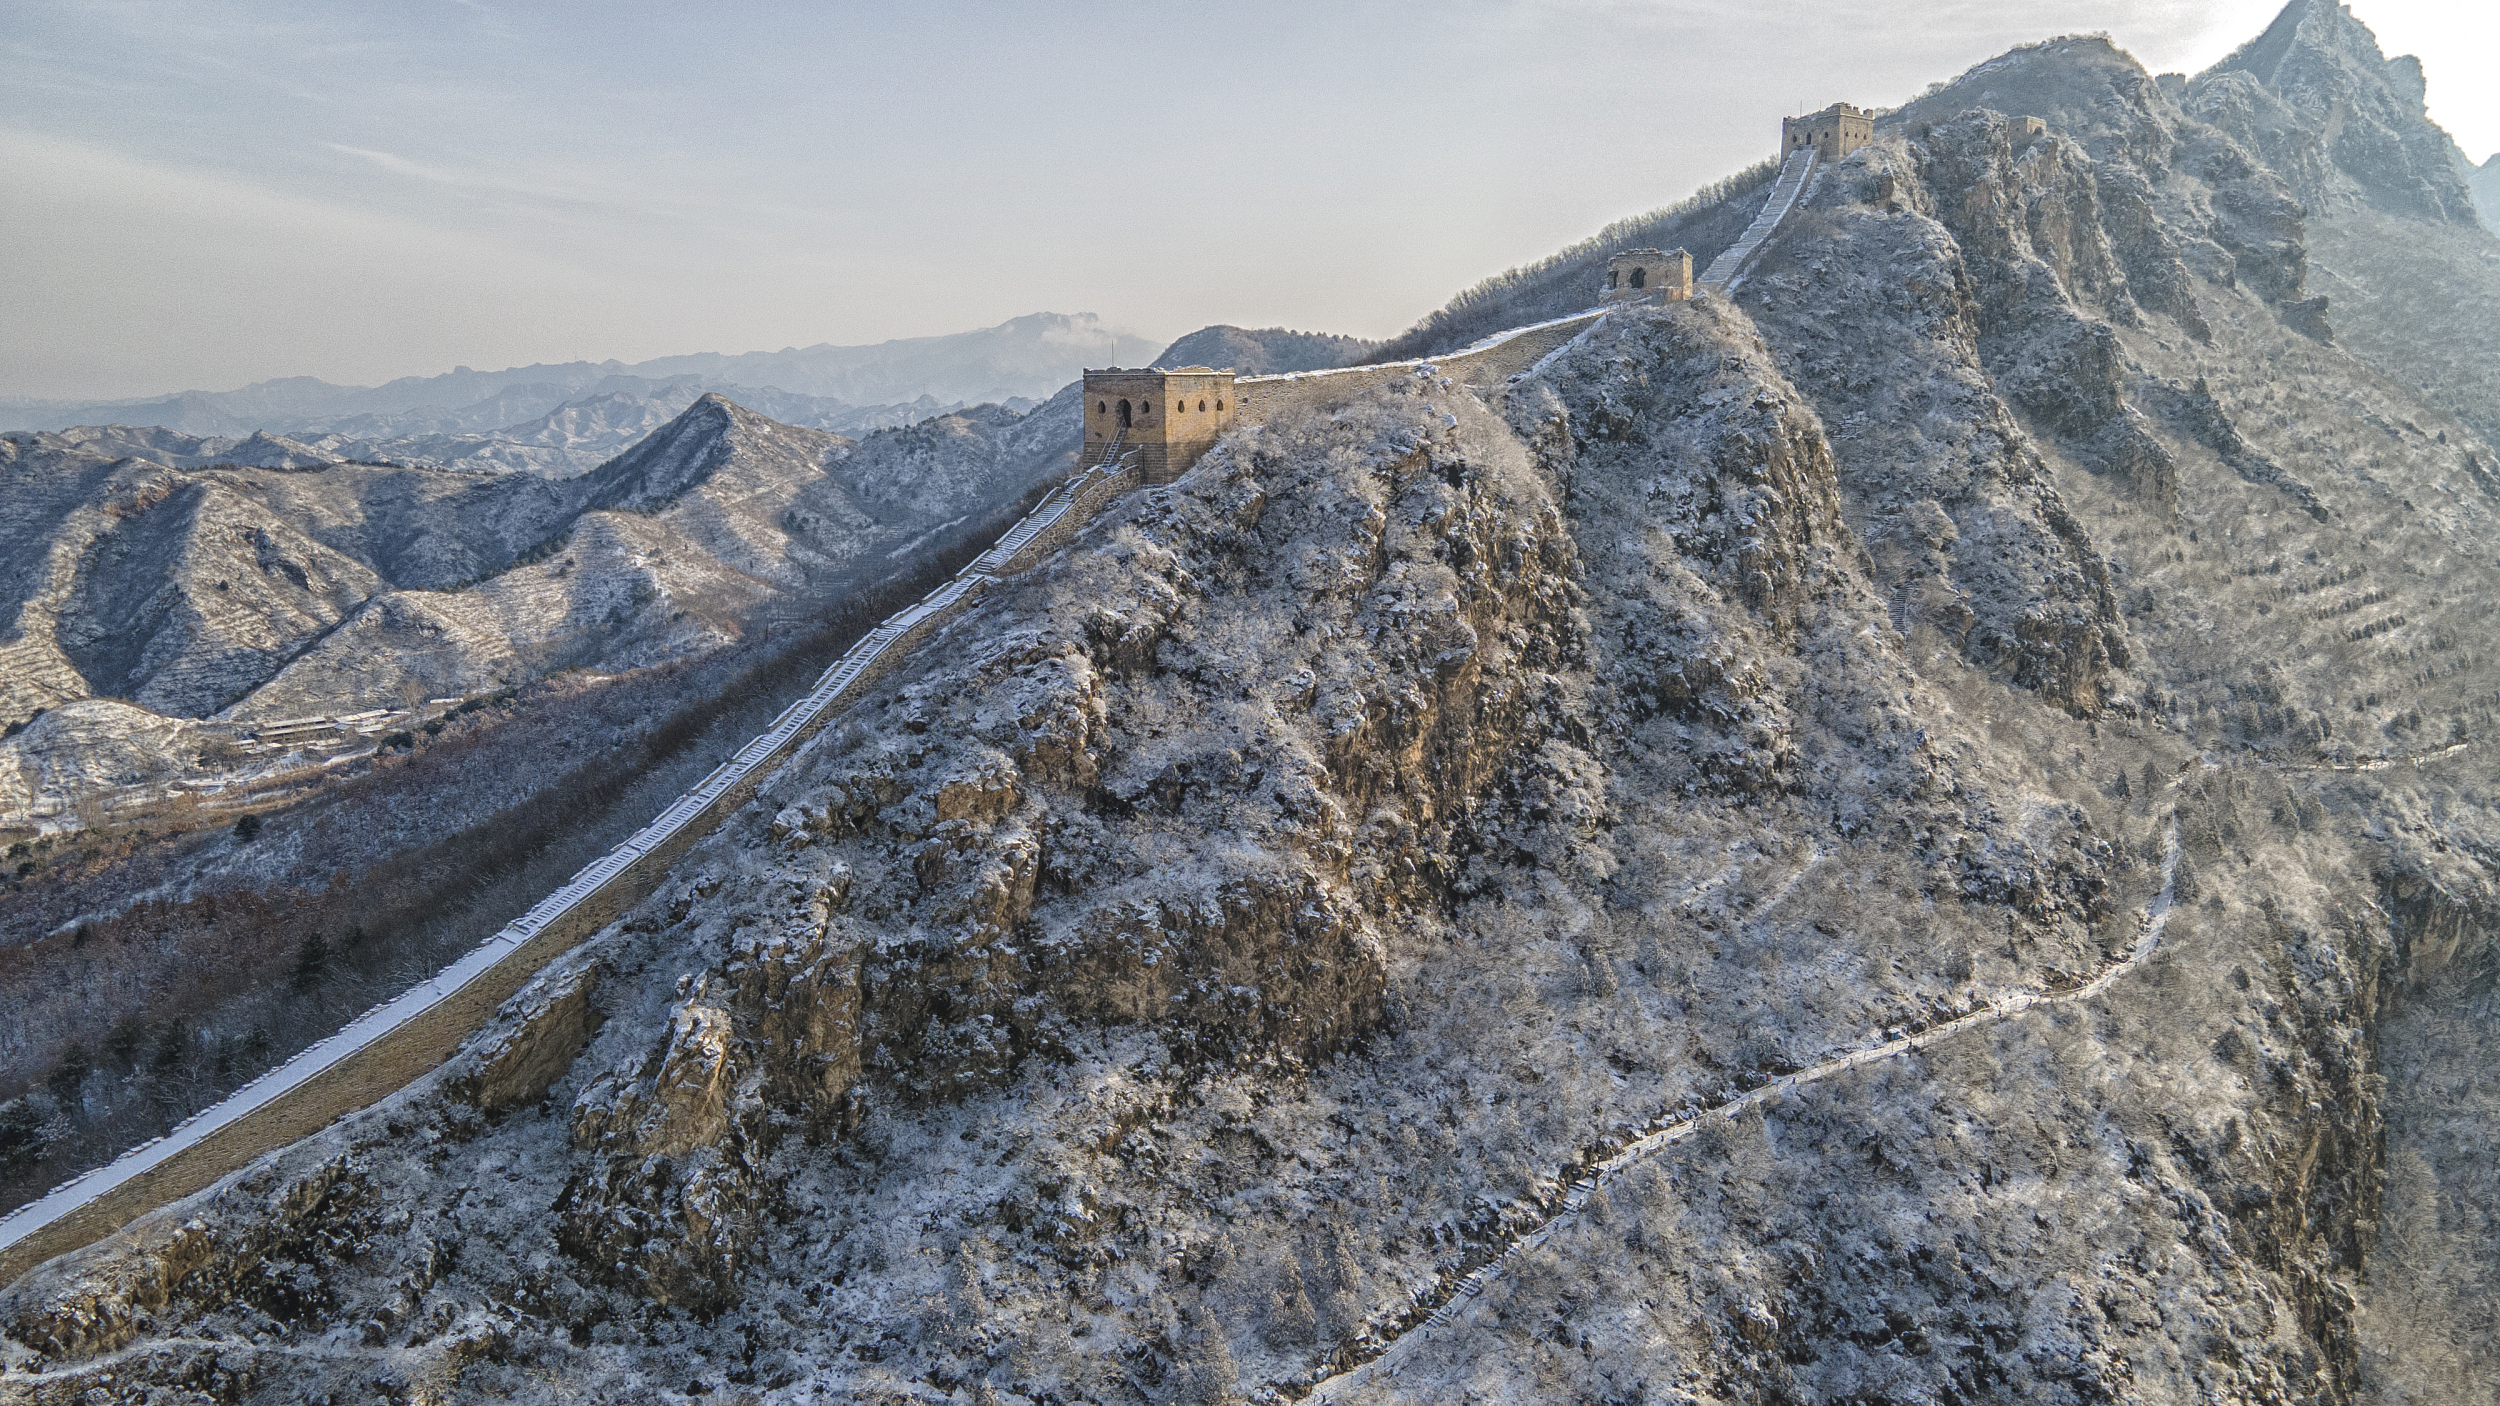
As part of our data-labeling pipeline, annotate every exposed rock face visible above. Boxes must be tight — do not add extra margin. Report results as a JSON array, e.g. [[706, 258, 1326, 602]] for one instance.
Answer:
[[2183, 0, 2500, 459], [2472, 154, 2500, 232], [1748, 109, 2134, 713], [8, 8, 2500, 1405]]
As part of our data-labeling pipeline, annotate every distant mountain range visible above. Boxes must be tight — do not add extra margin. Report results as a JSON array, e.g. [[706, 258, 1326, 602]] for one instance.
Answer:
[[2472, 152, 2500, 232], [5, 382, 1014, 480], [0, 311, 1165, 441]]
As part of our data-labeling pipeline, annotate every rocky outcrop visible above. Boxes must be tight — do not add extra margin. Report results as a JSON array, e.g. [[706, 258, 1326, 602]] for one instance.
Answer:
[[1742, 120, 2133, 713], [2199, 0, 2480, 225], [2187, 0, 2500, 457]]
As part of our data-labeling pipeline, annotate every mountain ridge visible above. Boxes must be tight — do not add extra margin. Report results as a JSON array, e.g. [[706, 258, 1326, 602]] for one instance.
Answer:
[[9, 5, 2500, 1402], [0, 387, 1083, 823]]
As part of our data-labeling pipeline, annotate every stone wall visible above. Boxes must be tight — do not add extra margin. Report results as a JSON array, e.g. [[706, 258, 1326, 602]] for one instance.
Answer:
[[1234, 310, 1606, 428]]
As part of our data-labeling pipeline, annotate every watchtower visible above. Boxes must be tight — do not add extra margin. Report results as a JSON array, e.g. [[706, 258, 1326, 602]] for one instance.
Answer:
[[1602, 248, 1694, 304], [1081, 365, 1238, 484], [1781, 102, 1875, 161]]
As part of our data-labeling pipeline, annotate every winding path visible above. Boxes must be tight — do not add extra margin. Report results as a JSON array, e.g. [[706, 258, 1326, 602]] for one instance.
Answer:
[[1302, 812, 2184, 1400]]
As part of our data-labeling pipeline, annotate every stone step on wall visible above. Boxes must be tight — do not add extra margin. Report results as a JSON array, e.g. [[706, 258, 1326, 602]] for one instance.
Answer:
[[1700, 148, 1817, 291]]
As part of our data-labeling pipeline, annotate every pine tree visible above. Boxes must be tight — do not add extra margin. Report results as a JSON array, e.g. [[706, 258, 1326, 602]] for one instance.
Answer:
[[291, 931, 331, 991], [46, 1045, 88, 1109]]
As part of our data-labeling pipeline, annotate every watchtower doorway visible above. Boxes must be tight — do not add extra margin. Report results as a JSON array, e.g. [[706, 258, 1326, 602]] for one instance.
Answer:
[[1117, 399, 1133, 429], [1601, 247, 1694, 304]]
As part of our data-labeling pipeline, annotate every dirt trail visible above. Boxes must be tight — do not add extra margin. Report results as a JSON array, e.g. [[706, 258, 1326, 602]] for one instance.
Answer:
[[1305, 811, 2183, 1399]]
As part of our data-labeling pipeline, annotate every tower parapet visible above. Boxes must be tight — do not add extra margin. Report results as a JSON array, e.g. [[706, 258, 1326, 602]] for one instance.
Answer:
[[1082, 366, 1238, 484], [1782, 102, 1874, 160], [1602, 248, 1694, 304]]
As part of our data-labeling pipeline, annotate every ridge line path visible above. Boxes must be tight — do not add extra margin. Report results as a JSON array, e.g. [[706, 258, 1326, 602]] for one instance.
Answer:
[[1700, 148, 1818, 295], [1301, 810, 2184, 1402]]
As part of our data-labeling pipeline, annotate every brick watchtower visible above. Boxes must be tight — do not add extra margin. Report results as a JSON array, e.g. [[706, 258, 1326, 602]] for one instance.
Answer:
[[1602, 248, 1694, 304], [1781, 102, 1874, 160], [1082, 365, 1238, 484]]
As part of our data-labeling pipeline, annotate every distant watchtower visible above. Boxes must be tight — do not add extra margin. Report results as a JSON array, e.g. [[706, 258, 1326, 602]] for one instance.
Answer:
[[1082, 365, 1238, 484], [1782, 102, 1874, 161], [1602, 248, 1694, 304]]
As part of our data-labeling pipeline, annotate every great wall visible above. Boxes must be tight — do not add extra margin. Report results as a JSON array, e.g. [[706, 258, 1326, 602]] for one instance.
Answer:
[[0, 102, 1887, 1292], [0, 290, 1659, 1287]]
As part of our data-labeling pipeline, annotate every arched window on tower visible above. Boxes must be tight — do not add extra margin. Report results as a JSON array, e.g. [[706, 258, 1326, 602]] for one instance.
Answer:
[[1630, 267, 1647, 289]]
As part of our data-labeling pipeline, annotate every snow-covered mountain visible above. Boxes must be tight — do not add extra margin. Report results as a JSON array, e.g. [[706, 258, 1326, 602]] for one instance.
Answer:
[[0, 389, 1081, 821], [13, 5, 2500, 1403], [1147, 324, 1374, 374]]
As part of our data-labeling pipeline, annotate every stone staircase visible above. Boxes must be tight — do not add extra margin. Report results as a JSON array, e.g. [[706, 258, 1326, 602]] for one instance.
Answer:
[[1699, 148, 1818, 294]]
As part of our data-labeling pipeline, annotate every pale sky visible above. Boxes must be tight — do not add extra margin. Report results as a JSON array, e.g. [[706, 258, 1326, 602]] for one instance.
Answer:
[[2, 0, 2490, 402]]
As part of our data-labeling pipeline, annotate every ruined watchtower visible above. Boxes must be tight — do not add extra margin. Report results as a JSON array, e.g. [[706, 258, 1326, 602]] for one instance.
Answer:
[[1602, 248, 1694, 304], [1082, 365, 1238, 484], [1782, 102, 1874, 160]]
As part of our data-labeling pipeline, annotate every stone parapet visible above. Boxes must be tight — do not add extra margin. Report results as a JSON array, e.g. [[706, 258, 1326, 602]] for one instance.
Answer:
[[1235, 310, 1607, 427]]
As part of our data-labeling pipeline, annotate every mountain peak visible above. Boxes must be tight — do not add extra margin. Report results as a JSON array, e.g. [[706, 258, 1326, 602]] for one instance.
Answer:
[[1892, 32, 2178, 171], [2197, 0, 2478, 222]]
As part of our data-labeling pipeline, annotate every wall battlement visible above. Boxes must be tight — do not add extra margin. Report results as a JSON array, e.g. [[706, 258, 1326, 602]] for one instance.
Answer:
[[1229, 311, 1606, 430]]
